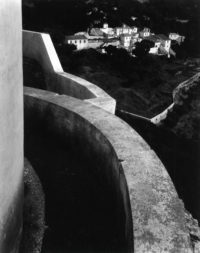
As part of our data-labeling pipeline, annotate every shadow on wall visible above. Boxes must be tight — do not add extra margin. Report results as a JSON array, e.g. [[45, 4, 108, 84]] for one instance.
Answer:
[[23, 56, 46, 90]]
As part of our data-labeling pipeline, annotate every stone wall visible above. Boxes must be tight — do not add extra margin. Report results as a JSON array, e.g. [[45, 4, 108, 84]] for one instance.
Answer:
[[24, 87, 194, 252], [0, 0, 23, 252]]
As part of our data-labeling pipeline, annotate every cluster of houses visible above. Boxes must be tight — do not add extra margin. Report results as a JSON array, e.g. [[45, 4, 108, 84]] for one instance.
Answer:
[[65, 23, 185, 58]]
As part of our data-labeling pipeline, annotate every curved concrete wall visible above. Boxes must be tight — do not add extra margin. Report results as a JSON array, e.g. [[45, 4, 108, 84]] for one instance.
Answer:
[[23, 30, 116, 114], [0, 0, 23, 252], [24, 87, 193, 253]]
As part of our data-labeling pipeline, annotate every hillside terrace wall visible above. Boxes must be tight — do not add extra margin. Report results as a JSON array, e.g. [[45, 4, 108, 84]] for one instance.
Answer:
[[24, 87, 193, 253], [23, 30, 116, 114], [151, 73, 200, 125]]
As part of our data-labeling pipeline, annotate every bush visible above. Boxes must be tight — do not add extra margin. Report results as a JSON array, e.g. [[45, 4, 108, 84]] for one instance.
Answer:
[[132, 40, 154, 58]]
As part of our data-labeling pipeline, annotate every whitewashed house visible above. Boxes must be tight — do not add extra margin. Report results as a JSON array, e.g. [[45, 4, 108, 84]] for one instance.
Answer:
[[120, 34, 132, 48], [169, 33, 185, 44], [158, 34, 171, 53], [147, 37, 161, 54], [115, 24, 138, 36], [132, 26, 138, 34], [100, 23, 115, 36], [65, 35, 88, 50], [139, 28, 151, 38], [146, 34, 172, 57]]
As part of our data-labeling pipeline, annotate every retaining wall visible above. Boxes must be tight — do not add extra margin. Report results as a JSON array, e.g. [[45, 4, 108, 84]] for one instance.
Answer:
[[151, 72, 200, 125], [151, 103, 174, 124], [23, 30, 116, 114], [24, 87, 193, 253]]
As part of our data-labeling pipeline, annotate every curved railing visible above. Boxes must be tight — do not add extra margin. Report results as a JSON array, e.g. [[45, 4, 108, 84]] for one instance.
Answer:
[[23, 30, 116, 114], [24, 87, 192, 252]]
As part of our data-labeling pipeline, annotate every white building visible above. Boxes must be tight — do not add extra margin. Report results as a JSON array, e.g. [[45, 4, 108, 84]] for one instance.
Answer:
[[169, 33, 185, 44], [158, 34, 171, 53], [100, 23, 115, 36], [139, 28, 151, 38], [146, 34, 172, 57], [120, 34, 132, 48], [132, 26, 138, 34], [115, 25, 138, 36], [65, 35, 88, 50]]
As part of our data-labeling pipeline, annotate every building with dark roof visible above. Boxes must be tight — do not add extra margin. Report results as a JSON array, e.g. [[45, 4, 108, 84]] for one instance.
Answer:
[[169, 33, 185, 44], [145, 34, 172, 57], [139, 28, 151, 38], [64, 35, 88, 50], [89, 28, 104, 37]]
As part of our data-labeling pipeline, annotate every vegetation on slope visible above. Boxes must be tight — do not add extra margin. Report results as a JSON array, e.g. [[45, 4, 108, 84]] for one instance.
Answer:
[[56, 45, 200, 118]]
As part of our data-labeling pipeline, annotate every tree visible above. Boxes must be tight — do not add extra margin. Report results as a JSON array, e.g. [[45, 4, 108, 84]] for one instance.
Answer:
[[104, 45, 118, 56], [56, 43, 77, 59], [132, 40, 154, 58]]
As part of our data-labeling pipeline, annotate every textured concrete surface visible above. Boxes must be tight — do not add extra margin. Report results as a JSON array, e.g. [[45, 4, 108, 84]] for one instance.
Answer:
[[24, 87, 194, 252], [0, 0, 23, 252], [23, 30, 116, 114], [23, 57, 46, 90]]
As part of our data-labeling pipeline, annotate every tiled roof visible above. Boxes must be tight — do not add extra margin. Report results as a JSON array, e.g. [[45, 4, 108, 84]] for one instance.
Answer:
[[120, 33, 132, 37], [89, 28, 104, 36], [143, 27, 150, 31], [145, 35, 160, 43], [157, 34, 170, 40], [65, 35, 88, 40], [104, 38, 119, 42], [145, 34, 170, 43]]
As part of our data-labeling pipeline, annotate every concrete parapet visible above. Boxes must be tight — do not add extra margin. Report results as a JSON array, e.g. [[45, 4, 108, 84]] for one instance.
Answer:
[[24, 87, 193, 252], [23, 30, 116, 114]]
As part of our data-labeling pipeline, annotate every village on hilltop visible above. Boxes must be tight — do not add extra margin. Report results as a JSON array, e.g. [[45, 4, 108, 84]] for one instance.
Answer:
[[65, 23, 185, 58]]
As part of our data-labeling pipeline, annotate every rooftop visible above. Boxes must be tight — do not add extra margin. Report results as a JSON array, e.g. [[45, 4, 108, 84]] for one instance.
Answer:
[[146, 34, 170, 43], [65, 35, 88, 40], [157, 34, 171, 40], [120, 33, 132, 37], [89, 28, 104, 36]]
